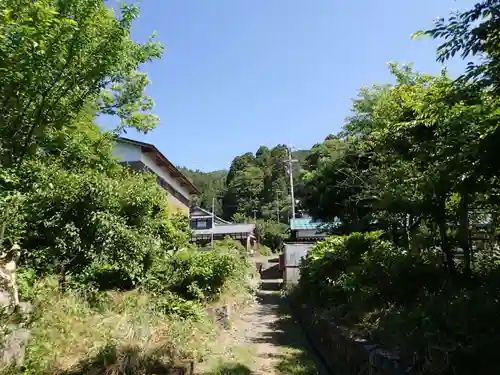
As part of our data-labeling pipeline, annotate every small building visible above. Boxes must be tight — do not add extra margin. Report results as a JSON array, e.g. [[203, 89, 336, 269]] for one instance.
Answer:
[[190, 206, 256, 248], [190, 206, 231, 230], [112, 137, 199, 215]]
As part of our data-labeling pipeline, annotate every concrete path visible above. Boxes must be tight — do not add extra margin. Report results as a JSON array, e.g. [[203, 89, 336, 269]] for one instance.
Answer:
[[199, 256, 329, 375]]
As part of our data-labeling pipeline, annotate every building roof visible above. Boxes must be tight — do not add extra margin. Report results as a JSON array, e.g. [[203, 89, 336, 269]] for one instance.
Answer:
[[190, 206, 231, 224], [192, 223, 256, 236], [290, 217, 324, 231], [290, 216, 343, 232], [116, 137, 199, 194]]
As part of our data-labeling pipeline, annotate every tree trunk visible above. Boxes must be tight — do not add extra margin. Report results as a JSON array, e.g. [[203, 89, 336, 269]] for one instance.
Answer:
[[402, 214, 410, 249], [436, 199, 455, 272], [490, 211, 498, 252], [458, 191, 471, 276]]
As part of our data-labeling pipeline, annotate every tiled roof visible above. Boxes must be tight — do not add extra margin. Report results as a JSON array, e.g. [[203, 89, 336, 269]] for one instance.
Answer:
[[289, 218, 323, 231], [289, 217, 342, 231], [115, 137, 200, 194], [190, 206, 231, 224]]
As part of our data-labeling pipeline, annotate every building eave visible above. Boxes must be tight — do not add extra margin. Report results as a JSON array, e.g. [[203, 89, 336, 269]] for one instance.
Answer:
[[115, 137, 200, 195], [190, 206, 231, 224]]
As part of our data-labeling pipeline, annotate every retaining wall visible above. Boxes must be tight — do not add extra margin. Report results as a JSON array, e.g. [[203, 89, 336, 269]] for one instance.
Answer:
[[291, 300, 421, 375]]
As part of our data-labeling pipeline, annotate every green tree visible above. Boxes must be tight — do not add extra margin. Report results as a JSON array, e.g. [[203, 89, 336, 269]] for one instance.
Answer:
[[0, 0, 163, 168], [179, 168, 227, 215], [186, 144, 309, 223], [415, 0, 500, 92], [226, 166, 264, 218], [302, 63, 500, 273]]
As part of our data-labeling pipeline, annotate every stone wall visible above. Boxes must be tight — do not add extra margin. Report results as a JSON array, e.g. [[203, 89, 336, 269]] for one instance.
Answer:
[[291, 300, 419, 375], [0, 244, 32, 370], [0, 292, 32, 369]]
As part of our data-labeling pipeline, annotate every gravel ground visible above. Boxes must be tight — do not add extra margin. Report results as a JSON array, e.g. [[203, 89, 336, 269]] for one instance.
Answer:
[[197, 256, 329, 375]]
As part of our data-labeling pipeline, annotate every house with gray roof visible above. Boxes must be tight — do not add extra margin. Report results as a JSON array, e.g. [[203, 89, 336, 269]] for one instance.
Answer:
[[190, 206, 256, 246]]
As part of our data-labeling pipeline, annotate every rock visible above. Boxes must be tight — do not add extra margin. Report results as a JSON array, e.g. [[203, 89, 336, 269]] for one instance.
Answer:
[[18, 302, 33, 316], [214, 304, 232, 330], [0, 328, 30, 368], [0, 291, 10, 309]]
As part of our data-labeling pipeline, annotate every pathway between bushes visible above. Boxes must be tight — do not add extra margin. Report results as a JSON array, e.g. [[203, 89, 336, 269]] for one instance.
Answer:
[[198, 256, 330, 375]]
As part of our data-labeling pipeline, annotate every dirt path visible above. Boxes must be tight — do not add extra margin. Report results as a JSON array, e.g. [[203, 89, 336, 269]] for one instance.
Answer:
[[198, 257, 329, 375]]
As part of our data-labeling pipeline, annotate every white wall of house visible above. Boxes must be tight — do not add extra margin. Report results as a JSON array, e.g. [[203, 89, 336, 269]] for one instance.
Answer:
[[140, 152, 190, 201], [112, 142, 142, 162], [112, 141, 192, 215], [296, 230, 325, 239], [166, 194, 190, 215]]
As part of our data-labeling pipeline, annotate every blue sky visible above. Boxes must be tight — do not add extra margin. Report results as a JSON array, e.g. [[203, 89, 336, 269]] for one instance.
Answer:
[[114, 0, 477, 172]]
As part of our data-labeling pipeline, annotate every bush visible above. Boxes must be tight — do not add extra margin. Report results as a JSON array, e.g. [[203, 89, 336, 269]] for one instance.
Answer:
[[256, 220, 286, 252], [297, 232, 500, 374], [20, 277, 214, 375], [258, 245, 273, 256], [213, 236, 247, 257], [11, 159, 190, 291], [145, 246, 249, 303]]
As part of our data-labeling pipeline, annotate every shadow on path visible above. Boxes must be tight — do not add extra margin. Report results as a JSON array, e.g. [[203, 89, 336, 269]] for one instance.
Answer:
[[253, 289, 331, 375], [203, 362, 253, 375], [249, 257, 332, 375]]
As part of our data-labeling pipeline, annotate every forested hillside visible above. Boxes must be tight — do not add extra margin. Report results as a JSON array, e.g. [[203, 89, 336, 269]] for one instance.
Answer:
[[178, 168, 228, 216], [180, 148, 310, 221]]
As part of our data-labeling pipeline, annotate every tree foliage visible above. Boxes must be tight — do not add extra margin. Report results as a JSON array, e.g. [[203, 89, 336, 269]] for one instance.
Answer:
[[301, 62, 500, 273], [415, 0, 500, 92], [294, 4, 500, 372], [179, 168, 227, 216], [185, 146, 309, 223], [297, 233, 500, 375], [0, 1, 193, 296], [0, 0, 163, 168]]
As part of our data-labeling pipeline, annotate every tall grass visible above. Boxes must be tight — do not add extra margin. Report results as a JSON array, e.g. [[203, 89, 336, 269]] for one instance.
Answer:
[[18, 277, 215, 374]]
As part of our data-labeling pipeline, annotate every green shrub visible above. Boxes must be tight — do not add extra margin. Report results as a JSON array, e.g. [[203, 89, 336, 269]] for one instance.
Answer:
[[145, 246, 249, 303], [256, 220, 287, 252], [258, 245, 273, 256], [14, 160, 190, 290], [153, 291, 204, 320], [213, 237, 247, 255], [299, 231, 386, 302], [297, 232, 500, 374]]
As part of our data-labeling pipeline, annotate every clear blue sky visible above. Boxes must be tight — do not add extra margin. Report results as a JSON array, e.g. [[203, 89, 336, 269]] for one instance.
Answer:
[[116, 0, 476, 172]]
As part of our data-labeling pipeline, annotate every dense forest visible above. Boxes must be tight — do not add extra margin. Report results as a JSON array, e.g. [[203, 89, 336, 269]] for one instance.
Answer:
[[180, 148, 310, 221]]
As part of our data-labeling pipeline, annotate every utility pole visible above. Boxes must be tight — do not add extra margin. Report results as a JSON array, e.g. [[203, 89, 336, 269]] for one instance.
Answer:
[[211, 194, 226, 248], [284, 147, 298, 220], [211, 196, 215, 248], [252, 209, 258, 221]]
